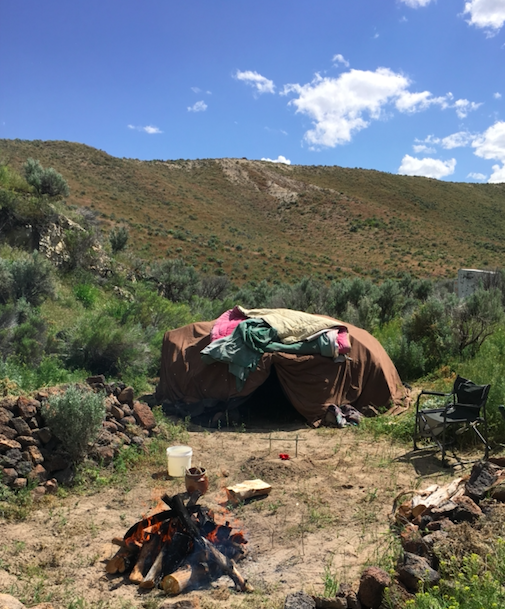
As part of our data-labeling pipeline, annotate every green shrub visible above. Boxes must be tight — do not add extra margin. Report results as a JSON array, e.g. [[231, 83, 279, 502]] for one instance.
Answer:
[[150, 258, 200, 302], [23, 158, 69, 198], [65, 310, 149, 375], [0, 299, 48, 366], [73, 283, 99, 308], [43, 385, 105, 462], [8, 251, 55, 306], [109, 226, 129, 253], [0, 355, 83, 393]]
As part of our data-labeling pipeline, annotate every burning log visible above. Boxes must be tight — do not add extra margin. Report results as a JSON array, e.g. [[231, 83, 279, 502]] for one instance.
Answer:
[[129, 535, 161, 584], [161, 562, 210, 595], [140, 531, 191, 589], [106, 545, 139, 574], [165, 493, 253, 593], [107, 491, 250, 595]]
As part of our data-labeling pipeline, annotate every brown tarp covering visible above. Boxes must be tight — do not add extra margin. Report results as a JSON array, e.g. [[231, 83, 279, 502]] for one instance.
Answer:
[[156, 318, 407, 425]]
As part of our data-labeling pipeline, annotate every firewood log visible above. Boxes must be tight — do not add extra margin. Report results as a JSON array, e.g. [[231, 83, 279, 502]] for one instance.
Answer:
[[166, 493, 253, 592], [161, 562, 209, 595], [129, 535, 160, 584], [140, 532, 191, 589]]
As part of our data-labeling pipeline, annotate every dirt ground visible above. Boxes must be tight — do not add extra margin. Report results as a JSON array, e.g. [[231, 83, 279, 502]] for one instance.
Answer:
[[0, 422, 464, 609]]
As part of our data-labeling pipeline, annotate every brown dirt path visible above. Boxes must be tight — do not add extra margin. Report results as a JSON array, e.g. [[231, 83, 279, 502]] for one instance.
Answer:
[[0, 425, 452, 609]]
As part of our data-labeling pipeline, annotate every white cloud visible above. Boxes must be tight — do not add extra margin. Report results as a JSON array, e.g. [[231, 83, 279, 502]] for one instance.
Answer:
[[261, 155, 291, 165], [453, 98, 482, 118], [188, 101, 207, 112], [395, 90, 450, 113], [235, 70, 275, 94], [127, 124, 162, 134], [413, 144, 436, 153], [467, 172, 487, 180], [333, 54, 350, 67], [282, 68, 412, 147], [489, 164, 505, 182], [191, 87, 201, 94], [398, 155, 456, 179], [282, 68, 478, 148], [494, 92, 502, 99], [440, 131, 474, 149], [399, 0, 434, 7], [463, 0, 505, 34], [472, 120, 505, 182]]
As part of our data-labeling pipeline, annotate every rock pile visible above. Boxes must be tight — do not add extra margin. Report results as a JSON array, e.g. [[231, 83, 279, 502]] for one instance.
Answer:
[[0, 375, 157, 497], [284, 460, 505, 609]]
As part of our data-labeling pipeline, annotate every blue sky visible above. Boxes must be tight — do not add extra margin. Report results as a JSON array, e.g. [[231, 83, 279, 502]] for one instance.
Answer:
[[2, 0, 505, 182]]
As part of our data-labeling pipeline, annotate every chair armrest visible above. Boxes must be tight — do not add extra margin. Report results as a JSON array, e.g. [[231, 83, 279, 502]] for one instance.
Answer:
[[453, 403, 481, 410], [419, 391, 451, 397]]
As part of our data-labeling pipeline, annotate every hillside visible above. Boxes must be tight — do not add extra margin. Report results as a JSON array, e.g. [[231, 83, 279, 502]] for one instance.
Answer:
[[1, 139, 505, 283]]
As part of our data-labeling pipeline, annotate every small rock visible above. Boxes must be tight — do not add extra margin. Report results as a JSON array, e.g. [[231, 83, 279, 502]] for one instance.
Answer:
[[94, 446, 115, 465], [16, 461, 33, 477], [285, 591, 316, 609], [0, 407, 13, 426], [11, 417, 32, 436], [117, 386, 134, 407], [2, 467, 18, 485], [110, 405, 125, 421], [103, 420, 118, 433], [120, 416, 136, 427], [398, 552, 440, 591], [17, 396, 39, 419], [133, 401, 156, 430], [0, 438, 22, 452], [17, 436, 40, 448], [400, 523, 423, 554], [29, 464, 48, 483], [86, 374, 106, 386], [12, 477, 27, 490], [121, 404, 133, 416], [44, 479, 59, 494], [465, 461, 499, 502], [131, 435, 145, 446], [115, 432, 131, 445], [27, 445, 45, 465], [0, 425, 17, 440], [27, 417, 40, 430], [0, 396, 18, 411], [452, 496, 483, 522], [0, 592, 27, 608], [32, 485, 47, 501], [358, 567, 391, 609], [35, 427, 52, 444]]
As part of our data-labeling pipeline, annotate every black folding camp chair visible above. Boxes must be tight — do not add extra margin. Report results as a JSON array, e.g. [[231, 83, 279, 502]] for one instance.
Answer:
[[413, 375, 491, 465]]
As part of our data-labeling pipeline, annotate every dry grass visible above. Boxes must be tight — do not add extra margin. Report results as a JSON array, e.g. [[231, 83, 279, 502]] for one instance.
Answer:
[[2, 139, 505, 285]]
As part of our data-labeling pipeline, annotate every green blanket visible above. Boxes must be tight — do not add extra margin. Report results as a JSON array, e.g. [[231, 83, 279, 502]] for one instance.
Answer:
[[201, 318, 337, 390]]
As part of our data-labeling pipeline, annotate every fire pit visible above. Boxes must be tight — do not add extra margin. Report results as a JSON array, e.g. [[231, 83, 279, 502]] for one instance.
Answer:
[[106, 491, 252, 595]]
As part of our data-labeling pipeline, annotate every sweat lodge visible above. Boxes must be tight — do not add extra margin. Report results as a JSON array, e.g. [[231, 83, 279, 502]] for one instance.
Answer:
[[155, 306, 407, 426]]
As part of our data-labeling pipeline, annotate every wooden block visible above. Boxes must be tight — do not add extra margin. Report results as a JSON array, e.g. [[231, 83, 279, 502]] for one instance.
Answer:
[[225, 479, 272, 505]]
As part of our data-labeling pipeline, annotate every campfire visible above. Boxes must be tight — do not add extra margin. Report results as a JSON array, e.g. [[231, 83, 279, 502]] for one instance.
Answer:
[[106, 491, 252, 595]]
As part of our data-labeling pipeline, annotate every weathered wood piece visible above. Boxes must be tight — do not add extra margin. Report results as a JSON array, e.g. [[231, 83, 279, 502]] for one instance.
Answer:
[[161, 562, 209, 595], [225, 479, 272, 505], [106, 545, 139, 574]]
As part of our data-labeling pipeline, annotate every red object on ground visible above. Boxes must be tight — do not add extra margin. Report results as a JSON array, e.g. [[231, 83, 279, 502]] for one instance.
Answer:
[[279, 453, 290, 460]]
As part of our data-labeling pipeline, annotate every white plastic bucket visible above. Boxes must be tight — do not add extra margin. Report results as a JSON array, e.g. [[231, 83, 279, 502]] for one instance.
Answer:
[[166, 445, 192, 477]]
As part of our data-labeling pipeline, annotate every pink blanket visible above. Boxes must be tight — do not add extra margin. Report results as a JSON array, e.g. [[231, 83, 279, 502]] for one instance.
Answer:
[[210, 306, 248, 342]]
